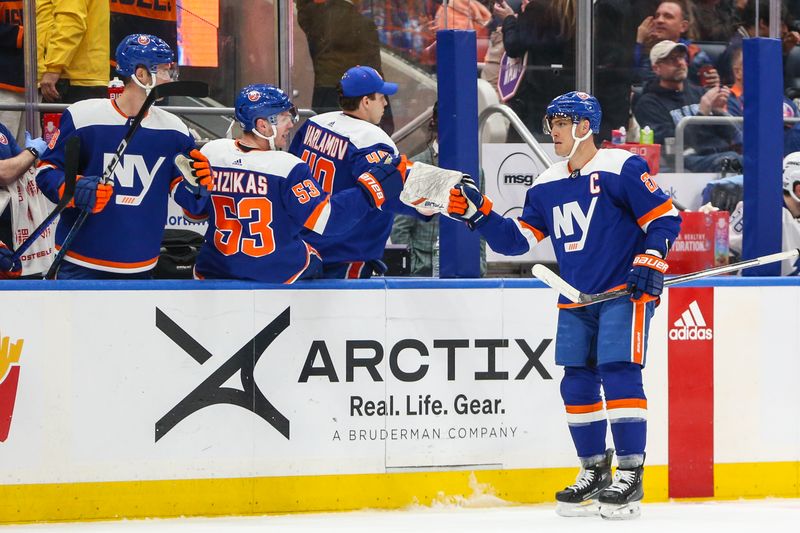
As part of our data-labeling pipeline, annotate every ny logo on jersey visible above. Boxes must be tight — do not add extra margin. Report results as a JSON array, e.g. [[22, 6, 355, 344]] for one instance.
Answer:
[[103, 153, 165, 206], [552, 197, 598, 252]]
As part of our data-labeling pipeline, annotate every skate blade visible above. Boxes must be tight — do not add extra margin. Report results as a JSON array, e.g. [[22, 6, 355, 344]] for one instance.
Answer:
[[555, 500, 600, 517], [599, 501, 641, 520]]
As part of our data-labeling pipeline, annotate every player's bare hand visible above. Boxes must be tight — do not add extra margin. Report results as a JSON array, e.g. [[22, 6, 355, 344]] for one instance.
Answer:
[[39, 72, 61, 102]]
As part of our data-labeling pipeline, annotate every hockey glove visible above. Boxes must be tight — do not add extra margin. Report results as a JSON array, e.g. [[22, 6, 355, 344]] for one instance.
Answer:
[[356, 156, 404, 209], [627, 253, 669, 303], [0, 242, 21, 279], [447, 176, 493, 230], [67, 175, 113, 214], [24, 131, 47, 159], [175, 149, 213, 197]]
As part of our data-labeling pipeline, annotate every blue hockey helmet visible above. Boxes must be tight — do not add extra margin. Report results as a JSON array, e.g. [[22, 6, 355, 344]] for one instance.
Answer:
[[544, 91, 602, 134], [234, 84, 298, 131], [115, 34, 175, 77]]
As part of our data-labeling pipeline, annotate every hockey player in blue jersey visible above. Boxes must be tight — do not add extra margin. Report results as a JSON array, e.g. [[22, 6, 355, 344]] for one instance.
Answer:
[[288, 65, 423, 279], [448, 92, 681, 520], [183, 84, 404, 283], [35, 34, 210, 279]]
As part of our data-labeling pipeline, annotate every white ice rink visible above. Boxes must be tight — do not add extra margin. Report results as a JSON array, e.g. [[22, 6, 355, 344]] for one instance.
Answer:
[[2, 499, 798, 533]]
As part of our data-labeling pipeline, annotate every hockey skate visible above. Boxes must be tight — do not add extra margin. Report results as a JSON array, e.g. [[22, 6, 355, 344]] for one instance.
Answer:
[[555, 449, 614, 517], [598, 463, 644, 520]]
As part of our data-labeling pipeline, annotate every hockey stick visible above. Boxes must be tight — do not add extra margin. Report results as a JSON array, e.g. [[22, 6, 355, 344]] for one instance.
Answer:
[[9, 136, 80, 264], [532, 248, 800, 306], [45, 81, 209, 279]]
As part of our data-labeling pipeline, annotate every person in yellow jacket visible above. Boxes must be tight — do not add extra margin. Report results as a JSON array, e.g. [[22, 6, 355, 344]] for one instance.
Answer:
[[36, 0, 109, 103]]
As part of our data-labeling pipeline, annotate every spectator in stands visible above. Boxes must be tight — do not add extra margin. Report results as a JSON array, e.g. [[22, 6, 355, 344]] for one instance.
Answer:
[[0, 122, 52, 277], [435, 0, 491, 35], [634, 1, 718, 86], [726, 45, 800, 155], [690, 0, 740, 42], [297, 0, 394, 134], [0, 4, 25, 143], [36, 0, 109, 103], [481, 0, 522, 94], [634, 40, 742, 172], [719, 0, 800, 85], [497, 0, 576, 141]]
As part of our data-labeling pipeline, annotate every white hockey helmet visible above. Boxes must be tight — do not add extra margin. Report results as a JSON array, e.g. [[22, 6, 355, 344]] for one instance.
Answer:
[[782, 152, 800, 202]]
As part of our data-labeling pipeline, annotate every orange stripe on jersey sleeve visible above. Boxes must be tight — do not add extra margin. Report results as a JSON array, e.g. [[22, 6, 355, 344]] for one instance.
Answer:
[[565, 401, 604, 414], [16, 26, 23, 49], [169, 177, 183, 191], [518, 219, 546, 242], [303, 196, 330, 231], [606, 398, 648, 410], [637, 198, 674, 228]]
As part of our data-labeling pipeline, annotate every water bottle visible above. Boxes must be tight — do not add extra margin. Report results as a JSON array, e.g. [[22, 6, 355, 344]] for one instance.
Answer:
[[640, 126, 654, 145], [432, 237, 440, 278], [108, 77, 124, 100]]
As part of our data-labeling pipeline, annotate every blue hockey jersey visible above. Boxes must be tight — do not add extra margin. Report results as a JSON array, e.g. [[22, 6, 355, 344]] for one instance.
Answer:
[[190, 139, 377, 283], [288, 111, 414, 263], [36, 98, 196, 274], [479, 149, 682, 306]]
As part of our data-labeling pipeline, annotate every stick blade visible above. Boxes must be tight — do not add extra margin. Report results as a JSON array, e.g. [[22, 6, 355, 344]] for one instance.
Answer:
[[531, 264, 582, 303], [152, 80, 209, 100]]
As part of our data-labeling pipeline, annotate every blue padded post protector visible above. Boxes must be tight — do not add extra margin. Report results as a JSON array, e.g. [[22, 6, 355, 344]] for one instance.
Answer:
[[742, 38, 783, 276], [436, 30, 481, 278]]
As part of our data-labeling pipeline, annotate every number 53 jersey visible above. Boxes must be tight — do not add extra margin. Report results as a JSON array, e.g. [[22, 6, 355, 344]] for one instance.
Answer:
[[191, 139, 374, 283]]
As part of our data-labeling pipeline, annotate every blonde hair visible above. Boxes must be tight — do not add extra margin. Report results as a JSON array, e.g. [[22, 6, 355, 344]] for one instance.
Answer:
[[554, 0, 577, 38]]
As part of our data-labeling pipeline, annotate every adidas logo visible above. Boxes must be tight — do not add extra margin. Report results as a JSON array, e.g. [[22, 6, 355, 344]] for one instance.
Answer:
[[668, 300, 713, 341], [232, 158, 243, 166]]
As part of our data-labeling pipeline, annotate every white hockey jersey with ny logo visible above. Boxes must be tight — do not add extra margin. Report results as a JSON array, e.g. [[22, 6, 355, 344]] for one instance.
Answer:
[[477, 148, 682, 306], [35, 98, 197, 273]]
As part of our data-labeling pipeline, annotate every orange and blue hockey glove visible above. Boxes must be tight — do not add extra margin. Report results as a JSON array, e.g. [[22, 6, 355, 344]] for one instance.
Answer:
[[175, 149, 213, 197], [627, 252, 668, 303], [66, 175, 113, 214], [447, 176, 493, 230], [356, 155, 404, 209]]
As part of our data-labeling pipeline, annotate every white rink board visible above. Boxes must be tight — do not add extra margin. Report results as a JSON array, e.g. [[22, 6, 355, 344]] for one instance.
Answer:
[[0, 280, 798, 487]]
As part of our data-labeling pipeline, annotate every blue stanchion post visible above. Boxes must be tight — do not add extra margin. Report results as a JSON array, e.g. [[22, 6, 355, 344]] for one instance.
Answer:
[[742, 38, 783, 276], [436, 30, 481, 278]]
